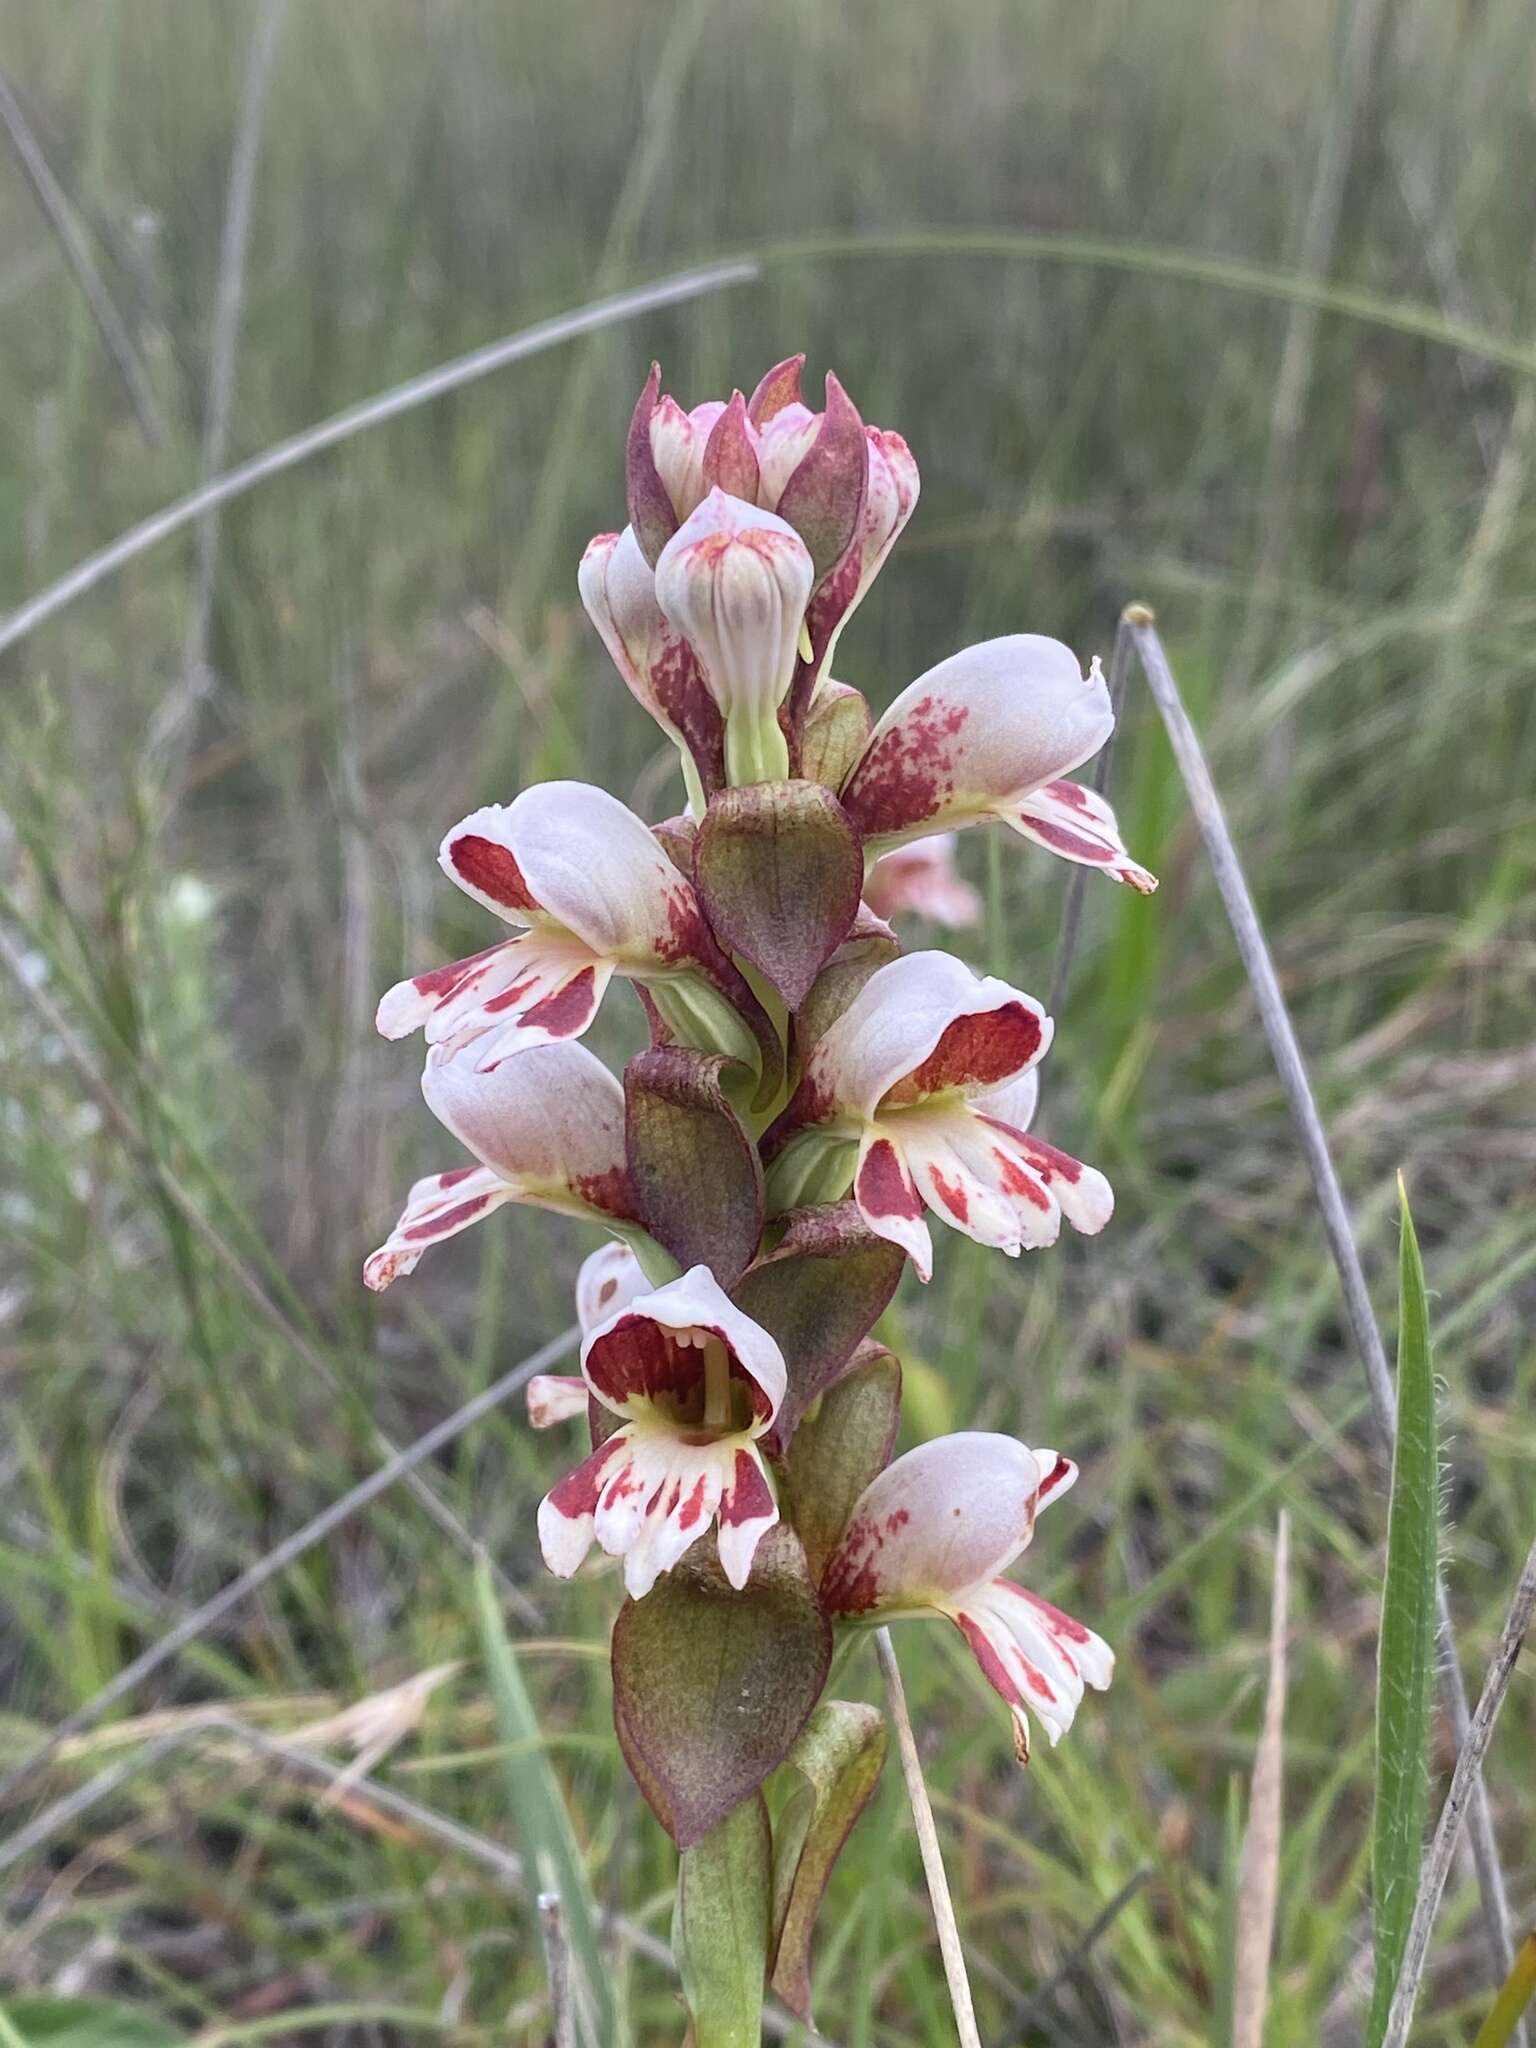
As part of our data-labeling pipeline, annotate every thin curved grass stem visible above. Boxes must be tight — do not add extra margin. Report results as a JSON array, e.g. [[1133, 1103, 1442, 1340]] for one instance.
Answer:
[[876, 1627, 982, 2048]]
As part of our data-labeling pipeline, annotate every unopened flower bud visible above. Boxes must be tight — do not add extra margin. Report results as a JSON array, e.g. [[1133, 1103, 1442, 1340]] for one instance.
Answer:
[[654, 488, 814, 785]]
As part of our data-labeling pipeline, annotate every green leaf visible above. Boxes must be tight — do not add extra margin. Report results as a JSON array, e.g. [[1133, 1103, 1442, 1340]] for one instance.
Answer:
[[473, 1556, 621, 2048], [1367, 1178, 1440, 2047], [693, 780, 863, 1010], [624, 1046, 764, 1286], [0, 2000, 182, 2047], [768, 1700, 888, 2019], [673, 1794, 773, 2048], [783, 1343, 902, 1581], [612, 1526, 832, 1847]]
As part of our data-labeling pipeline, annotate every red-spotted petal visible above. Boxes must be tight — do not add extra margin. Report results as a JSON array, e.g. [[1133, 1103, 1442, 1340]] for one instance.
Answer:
[[574, 1241, 651, 1334], [821, 1433, 1048, 1614], [852, 1129, 933, 1281], [949, 1578, 1113, 1757], [1007, 779, 1158, 894], [441, 784, 708, 969], [972, 1114, 1114, 1237], [538, 1421, 778, 1598], [803, 952, 1052, 1122], [842, 636, 1114, 845], [884, 1102, 1063, 1257]]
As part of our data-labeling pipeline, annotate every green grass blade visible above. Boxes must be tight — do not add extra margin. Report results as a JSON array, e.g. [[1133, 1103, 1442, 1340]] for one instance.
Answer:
[[472, 1556, 622, 2048], [1367, 1179, 1440, 2046]]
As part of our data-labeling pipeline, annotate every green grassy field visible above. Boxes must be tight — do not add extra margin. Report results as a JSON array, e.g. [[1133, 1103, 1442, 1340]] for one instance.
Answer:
[[2, 0, 1534, 2041]]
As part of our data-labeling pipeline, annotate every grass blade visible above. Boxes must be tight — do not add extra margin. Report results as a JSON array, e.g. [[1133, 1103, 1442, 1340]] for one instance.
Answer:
[[1475, 1934, 1536, 2048], [1234, 1512, 1290, 2048], [1367, 1178, 1440, 2045], [471, 1554, 621, 2048]]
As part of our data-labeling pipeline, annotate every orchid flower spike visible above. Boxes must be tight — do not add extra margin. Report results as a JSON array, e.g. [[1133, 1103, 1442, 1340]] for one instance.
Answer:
[[862, 832, 982, 929], [767, 950, 1111, 1279], [527, 1241, 652, 1431], [822, 1432, 1114, 1760], [538, 1266, 786, 1599], [841, 635, 1157, 893], [363, 1044, 636, 1291], [376, 780, 757, 1073]]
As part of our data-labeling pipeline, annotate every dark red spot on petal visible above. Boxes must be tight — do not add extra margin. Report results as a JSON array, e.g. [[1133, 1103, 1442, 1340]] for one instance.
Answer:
[[411, 941, 510, 1001], [842, 692, 970, 837], [1014, 1134, 1085, 1185], [438, 1165, 478, 1190], [928, 1164, 970, 1221], [1041, 777, 1092, 813], [448, 833, 538, 912], [903, 1003, 1042, 1099], [1012, 1583, 1094, 1645], [677, 1473, 709, 1530], [957, 1613, 1025, 1708], [482, 975, 537, 1013], [991, 1147, 1053, 1210], [856, 1138, 922, 1220], [1019, 815, 1112, 862], [521, 966, 598, 1035], [720, 1449, 774, 1527], [545, 1439, 622, 1520], [1037, 1454, 1073, 1499], [403, 1194, 490, 1241], [585, 1315, 703, 1407]]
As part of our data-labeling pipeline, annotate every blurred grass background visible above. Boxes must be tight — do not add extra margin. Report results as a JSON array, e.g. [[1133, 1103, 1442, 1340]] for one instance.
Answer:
[[2, 0, 1534, 2041]]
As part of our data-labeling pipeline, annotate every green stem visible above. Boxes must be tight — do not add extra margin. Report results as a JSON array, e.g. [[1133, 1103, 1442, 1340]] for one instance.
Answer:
[[724, 709, 791, 786]]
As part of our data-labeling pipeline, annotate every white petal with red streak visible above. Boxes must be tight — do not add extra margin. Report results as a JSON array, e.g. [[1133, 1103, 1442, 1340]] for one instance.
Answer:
[[974, 1114, 1114, 1236], [575, 1241, 651, 1334], [891, 1101, 1066, 1256], [852, 1127, 934, 1280], [947, 1577, 1113, 1753], [418, 928, 611, 1067], [526, 1375, 589, 1429], [844, 636, 1114, 845], [821, 1433, 1047, 1613], [376, 939, 523, 1042], [421, 1042, 629, 1215], [550, 1421, 777, 1598], [447, 783, 701, 967], [806, 952, 1052, 1121], [363, 1165, 512, 1292], [1007, 779, 1158, 893]]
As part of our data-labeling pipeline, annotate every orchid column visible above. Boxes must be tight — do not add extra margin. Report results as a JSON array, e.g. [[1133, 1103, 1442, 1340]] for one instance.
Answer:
[[366, 354, 1155, 2045]]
